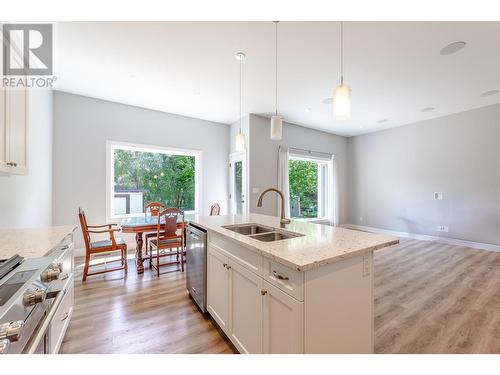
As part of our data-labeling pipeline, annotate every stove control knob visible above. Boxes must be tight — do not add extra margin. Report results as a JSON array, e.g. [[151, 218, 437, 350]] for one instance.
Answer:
[[0, 321, 23, 342], [0, 339, 10, 354], [51, 262, 63, 273], [23, 288, 46, 307], [41, 267, 60, 283]]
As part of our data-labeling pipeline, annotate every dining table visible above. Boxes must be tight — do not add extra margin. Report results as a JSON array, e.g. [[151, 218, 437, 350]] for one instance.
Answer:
[[121, 214, 193, 274]]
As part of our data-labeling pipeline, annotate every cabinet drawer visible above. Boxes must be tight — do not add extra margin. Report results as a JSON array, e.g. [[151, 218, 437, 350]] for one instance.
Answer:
[[209, 232, 263, 275], [264, 260, 304, 301], [49, 278, 74, 354]]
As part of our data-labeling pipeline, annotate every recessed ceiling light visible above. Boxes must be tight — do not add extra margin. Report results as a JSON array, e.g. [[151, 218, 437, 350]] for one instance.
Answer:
[[440, 41, 466, 55], [322, 97, 333, 105], [480, 89, 500, 97], [421, 107, 435, 112], [377, 119, 388, 124], [194, 91, 201, 96], [305, 108, 311, 112]]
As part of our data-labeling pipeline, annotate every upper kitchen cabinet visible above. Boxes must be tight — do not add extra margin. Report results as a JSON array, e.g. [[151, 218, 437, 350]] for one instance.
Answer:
[[0, 87, 28, 175], [0, 28, 29, 175]]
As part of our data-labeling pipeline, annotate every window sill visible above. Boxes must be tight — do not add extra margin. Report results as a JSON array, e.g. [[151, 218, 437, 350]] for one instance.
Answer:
[[292, 217, 331, 225]]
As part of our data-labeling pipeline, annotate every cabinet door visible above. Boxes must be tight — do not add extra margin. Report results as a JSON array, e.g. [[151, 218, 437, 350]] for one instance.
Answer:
[[229, 259, 263, 354], [0, 86, 6, 170], [6, 88, 28, 174], [262, 280, 304, 354], [207, 246, 230, 334]]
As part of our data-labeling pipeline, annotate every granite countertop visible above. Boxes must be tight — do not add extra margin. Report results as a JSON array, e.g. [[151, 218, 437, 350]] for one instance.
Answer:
[[0, 225, 77, 260], [190, 214, 399, 271]]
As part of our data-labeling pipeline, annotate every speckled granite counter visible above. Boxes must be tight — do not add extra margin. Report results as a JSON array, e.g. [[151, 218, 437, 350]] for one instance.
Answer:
[[190, 214, 399, 271], [0, 226, 77, 260]]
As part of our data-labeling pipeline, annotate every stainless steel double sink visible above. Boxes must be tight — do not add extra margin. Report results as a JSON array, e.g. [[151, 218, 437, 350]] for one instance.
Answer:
[[222, 223, 304, 242]]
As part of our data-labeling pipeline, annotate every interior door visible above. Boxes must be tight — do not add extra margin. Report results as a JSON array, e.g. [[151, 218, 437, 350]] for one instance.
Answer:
[[229, 152, 247, 215]]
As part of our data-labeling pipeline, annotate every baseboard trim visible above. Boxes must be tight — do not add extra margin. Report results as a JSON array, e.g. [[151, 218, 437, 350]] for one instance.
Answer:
[[341, 224, 500, 253]]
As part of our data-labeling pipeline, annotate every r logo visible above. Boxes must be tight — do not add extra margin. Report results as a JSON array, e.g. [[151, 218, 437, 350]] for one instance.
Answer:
[[3, 24, 53, 76]]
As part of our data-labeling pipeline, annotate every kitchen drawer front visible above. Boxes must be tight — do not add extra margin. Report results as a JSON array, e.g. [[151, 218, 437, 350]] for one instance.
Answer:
[[49, 278, 74, 354], [209, 232, 263, 275], [264, 260, 304, 301]]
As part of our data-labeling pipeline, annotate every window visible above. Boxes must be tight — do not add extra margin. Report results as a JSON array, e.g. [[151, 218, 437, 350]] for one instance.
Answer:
[[107, 141, 200, 218], [288, 155, 331, 219]]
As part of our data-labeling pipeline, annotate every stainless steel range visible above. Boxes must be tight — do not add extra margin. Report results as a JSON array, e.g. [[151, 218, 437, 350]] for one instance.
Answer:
[[0, 241, 74, 354]]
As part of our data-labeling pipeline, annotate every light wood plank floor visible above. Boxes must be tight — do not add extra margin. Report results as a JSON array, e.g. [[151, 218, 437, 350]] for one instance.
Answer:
[[61, 240, 500, 354], [374, 239, 500, 353], [60, 255, 237, 354]]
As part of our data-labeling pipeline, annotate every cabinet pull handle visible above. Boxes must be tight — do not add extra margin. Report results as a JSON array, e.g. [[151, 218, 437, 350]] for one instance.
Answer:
[[60, 312, 69, 322], [226, 265, 231, 270], [60, 273, 69, 280], [272, 270, 289, 280], [261, 290, 267, 296], [6, 162, 18, 167], [222, 263, 227, 268]]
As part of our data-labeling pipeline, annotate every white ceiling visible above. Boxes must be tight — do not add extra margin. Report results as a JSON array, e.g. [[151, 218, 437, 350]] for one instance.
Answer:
[[54, 21, 500, 137]]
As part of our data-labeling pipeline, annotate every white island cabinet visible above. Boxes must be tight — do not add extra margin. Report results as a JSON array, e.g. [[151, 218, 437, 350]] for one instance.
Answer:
[[195, 213, 399, 354]]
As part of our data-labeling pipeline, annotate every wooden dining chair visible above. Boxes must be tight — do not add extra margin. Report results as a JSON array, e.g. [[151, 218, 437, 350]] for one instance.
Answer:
[[78, 208, 128, 281], [144, 202, 166, 262], [210, 202, 221, 216], [149, 208, 185, 277]]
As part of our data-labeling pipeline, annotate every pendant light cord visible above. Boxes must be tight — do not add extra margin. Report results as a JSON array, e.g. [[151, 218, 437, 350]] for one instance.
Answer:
[[274, 21, 278, 116], [239, 57, 242, 133], [340, 21, 344, 86]]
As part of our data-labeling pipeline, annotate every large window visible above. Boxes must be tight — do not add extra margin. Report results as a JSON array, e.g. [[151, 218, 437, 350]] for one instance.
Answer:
[[289, 155, 331, 219], [107, 142, 200, 218]]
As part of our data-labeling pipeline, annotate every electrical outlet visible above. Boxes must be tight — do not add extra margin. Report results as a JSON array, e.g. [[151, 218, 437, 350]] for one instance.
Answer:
[[362, 255, 371, 276], [437, 225, 449, 232], [434, 192, 443, 200]]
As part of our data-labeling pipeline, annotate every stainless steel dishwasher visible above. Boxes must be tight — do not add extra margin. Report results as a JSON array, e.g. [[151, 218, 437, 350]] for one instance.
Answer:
[[185, 224, 207, 312]]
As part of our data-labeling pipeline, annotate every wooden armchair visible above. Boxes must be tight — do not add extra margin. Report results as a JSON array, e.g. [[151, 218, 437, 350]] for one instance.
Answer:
[[78, 208, 128, 281], [210, 202, 221, 216], [144, 202, 166, 263], [149, 208, 185, 277]]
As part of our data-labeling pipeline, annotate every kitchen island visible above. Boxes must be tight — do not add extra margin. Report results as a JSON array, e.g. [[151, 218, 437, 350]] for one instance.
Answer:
[[190, 213, 399, 354]]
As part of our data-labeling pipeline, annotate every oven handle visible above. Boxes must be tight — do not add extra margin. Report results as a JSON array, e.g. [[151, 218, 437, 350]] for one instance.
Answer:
[[25, 275, 73, 354]]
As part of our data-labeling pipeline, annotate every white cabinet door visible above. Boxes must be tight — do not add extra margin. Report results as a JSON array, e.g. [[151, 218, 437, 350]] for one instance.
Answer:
[[262, 280, 304, 353], [207, 246, 230, 334], [5, 88, 28, 174], [0, 86, 6, 170], [228, 259, 263, 354]]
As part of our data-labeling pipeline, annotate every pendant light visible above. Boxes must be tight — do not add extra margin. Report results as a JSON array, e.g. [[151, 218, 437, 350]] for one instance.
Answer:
[[235, 52, 246, 152], [333, 21, 352, 120], [270, 21, 283, 140]]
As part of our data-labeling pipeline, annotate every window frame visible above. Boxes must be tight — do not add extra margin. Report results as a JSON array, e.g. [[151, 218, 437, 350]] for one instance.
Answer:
[[106, 140, 202, 221], [288, 154, 333, 222]]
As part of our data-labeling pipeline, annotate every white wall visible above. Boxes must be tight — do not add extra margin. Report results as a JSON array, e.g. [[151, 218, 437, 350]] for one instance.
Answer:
[[53, 91, 230, 248], [0, 90, 53, 228], [248, 114, 349, 224], [347, 103, 500, 245]]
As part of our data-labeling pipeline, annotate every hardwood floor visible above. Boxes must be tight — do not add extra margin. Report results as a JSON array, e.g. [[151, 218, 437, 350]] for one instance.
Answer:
[[61, 240, 500, 354], [60, 254, 237, 354], [374, 239, 500, 354]]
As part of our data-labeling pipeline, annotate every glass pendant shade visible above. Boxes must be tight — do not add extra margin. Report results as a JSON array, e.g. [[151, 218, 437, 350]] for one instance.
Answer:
[[333, 84, 351, 120], [235, 132, 246, 152], [270, 116, 283, 140]]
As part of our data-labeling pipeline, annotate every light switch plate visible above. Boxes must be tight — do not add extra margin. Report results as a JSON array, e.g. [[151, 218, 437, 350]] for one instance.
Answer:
[[434, 192, 443, 200]]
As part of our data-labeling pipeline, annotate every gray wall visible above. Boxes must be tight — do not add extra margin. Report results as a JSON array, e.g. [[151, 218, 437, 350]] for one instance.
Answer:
[[0, 90, 53, 228], [347, 103, 500, 245], [53, 92, 230, 248], [248, 114, 349, 224]]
